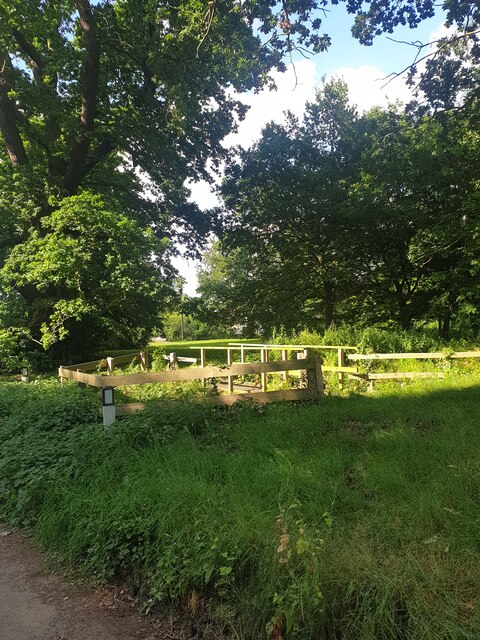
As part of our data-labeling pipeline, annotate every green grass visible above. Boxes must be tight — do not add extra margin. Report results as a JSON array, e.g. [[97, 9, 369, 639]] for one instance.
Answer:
[[148, 338, 261, 364], [1, 375, 480, 638]]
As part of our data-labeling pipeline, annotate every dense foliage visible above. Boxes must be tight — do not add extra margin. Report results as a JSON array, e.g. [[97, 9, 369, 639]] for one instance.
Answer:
[[1, 0, 479, 368], [0, 0, 331, 367], [198, 76, 480, 339]]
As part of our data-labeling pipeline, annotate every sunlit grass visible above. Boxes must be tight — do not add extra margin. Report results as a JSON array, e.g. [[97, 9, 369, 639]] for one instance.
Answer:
[[1, 374, 480, 638]]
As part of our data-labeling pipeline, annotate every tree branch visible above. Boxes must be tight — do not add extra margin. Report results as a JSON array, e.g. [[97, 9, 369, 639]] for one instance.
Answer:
[[382, 29, 480, 89], [81, 135, 116, 177], [0, 52, 29, 166], [63, 0, 101, 194], [11, 27, 45, 83]]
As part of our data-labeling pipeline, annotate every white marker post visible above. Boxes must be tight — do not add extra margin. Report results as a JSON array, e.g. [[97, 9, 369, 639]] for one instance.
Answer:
[[101, 386, 116, 426]]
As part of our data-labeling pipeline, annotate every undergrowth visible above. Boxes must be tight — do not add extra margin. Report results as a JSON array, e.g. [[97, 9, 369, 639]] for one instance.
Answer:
[[1, 375, 480, 638]]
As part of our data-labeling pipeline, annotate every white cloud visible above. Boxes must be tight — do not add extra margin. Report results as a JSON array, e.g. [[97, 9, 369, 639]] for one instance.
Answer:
[[187, 179, 219, 211], [223, 58, 318, 149], [326, 65, 413, 113]]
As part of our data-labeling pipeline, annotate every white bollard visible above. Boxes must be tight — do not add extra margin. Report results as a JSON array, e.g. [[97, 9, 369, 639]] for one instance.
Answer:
[[101, 386, 116, 426]]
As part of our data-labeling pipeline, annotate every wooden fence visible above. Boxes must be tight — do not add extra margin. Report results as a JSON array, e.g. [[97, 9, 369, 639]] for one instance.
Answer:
[[59, 346, 480, 423], [347, 350, 480, 390], [197, 344, 357, 389], [60, 350, 149, 374], [59, 353, 324, 425]]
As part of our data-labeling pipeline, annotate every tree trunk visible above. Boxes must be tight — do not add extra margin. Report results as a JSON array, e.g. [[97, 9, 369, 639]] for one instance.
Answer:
[[394, 281, 412, 330], [324, 281, 334, 330], [0, 53, 29, 166], [63, 0, 100, 194], [439, 308, 451, 341]]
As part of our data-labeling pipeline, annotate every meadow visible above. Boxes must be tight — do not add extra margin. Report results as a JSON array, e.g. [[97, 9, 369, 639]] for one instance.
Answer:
[[1, 352, 480, 638]]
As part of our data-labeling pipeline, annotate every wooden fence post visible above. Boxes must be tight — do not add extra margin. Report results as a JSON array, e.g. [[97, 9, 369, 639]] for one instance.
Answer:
[[281, 349, 288, 382], [315, 357, 325, 397], [227, 348, 234, 394], [200, 348, 206, 387], [306, 356, 324, 399], [106, 356, 114, 375], [240, 345, 245, 363], [168, 352, 178, 370], [297, 349, 307, 387], [140, 350, 148, 371], [261, 348, 268, 392], [338, 348, 345, 389]]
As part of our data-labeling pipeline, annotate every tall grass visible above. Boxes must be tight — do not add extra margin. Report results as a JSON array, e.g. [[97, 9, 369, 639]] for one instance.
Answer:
[[270, 325, 475, 354], [1, 374, 480, 638]]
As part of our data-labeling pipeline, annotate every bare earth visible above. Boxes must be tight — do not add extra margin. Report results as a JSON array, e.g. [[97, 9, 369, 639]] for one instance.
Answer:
[[0, 529, 184, 640]]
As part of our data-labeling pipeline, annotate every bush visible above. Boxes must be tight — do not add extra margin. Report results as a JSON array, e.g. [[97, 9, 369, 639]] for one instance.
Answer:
[[270, 325, 469, 354]]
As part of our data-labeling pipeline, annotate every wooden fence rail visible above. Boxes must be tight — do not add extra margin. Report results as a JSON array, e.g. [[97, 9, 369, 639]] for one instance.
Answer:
[[348, 351, 480, 361], [61, 350, 148, 373], [59, 357, 324, 426], [346, 350, 480, 390]]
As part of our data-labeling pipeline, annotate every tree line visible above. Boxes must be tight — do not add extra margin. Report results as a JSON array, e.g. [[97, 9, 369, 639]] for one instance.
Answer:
[[0, 0, 478, 369], [197, 77, 480, 339]]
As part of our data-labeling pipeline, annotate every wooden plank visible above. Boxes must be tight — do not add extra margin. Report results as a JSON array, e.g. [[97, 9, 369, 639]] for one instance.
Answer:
[[58, 367, 103, 386], [97, 359, 314, 387], [140, 350, 148, 371], [217, 381, 260, 391], [99, 389, 316, 415], [227, 348, 234, 394], [112, 353, 141, 365], [200, 348, 206, 388], [338, 348, 345, 389], [281, 349, 288, 382], [189, 346, 231, 350], [162, 355, 198, 363], [315, 358, 325, 397], [261, 348, 268, 392], [348, 352, 445, 361], [451, 351, 480, 358], [231, 343, 358, 350], [367, 372, 445, 380], [322, 366, 358, 373], [348, 351, 480, 361], [62, 358, 107, 371], [209, 387, 317, 406]]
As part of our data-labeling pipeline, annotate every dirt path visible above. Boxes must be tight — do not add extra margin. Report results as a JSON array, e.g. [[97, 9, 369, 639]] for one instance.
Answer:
[[0, 528, 183, 640]]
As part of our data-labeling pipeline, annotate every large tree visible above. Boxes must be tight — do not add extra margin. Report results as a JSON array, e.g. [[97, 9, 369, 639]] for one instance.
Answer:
[[203, 89, 480, 337], [217, 79, 361, 331], [0, 0, 328, 363]]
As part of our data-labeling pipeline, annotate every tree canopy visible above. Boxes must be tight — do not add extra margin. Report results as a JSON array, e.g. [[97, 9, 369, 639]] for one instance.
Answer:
[[0, 0, 327, 364], [1, 0, 479, 367], [198, 78, 480, 338]]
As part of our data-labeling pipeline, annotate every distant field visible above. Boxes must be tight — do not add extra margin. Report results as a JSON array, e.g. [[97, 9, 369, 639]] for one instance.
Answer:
[[99, 338, 261, 363], [148, 337, 261, 362]]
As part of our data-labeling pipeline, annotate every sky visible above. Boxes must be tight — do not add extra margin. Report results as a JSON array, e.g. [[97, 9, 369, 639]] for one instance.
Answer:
[[173, 6, 446, 295]]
